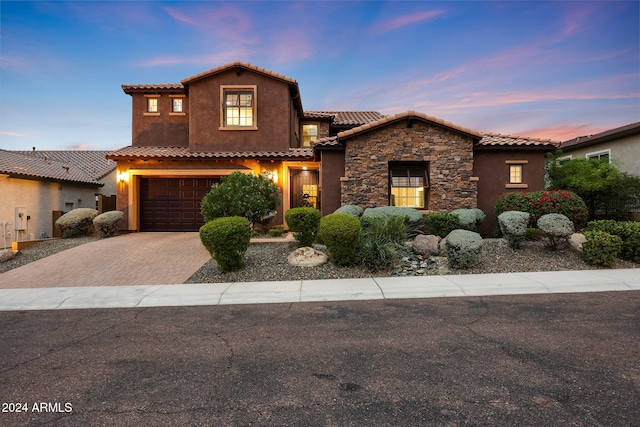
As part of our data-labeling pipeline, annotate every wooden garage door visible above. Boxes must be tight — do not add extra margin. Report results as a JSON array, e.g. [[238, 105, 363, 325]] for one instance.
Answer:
[[140, 178, 218, 231]]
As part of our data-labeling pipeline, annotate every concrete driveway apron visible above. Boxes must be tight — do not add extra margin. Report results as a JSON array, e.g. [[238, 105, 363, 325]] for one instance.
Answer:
[[0, 233, 210, 288]]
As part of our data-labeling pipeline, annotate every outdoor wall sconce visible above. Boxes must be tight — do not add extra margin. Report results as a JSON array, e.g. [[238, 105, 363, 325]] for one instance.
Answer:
[[117, 171, 128, 183], [263, 170, 278, 183]]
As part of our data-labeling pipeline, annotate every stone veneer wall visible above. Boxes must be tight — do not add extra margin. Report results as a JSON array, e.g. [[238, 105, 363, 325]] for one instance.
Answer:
[[341, 120, 477, 211]]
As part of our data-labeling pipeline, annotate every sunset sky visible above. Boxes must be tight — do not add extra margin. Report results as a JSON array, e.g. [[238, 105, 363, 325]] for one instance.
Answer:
[[1, 0, 638, 151]]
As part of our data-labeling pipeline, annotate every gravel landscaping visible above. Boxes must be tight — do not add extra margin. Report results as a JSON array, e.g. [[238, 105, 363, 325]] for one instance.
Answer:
[[2, 235, 637, 282]]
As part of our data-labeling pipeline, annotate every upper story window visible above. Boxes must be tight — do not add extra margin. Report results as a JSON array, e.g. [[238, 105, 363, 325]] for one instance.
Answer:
[[147, 97, 158, 113], [302, 124, 318, 147], [221, 86, 257, 129], [172, 98, 183, 113]]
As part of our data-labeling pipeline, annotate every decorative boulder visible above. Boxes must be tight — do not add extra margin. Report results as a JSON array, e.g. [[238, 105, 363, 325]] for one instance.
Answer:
[[0, 249, 18, 263], [287, 246, 328, 267], [438, 237, 448, 256], [568, 233, 587, 252], [445, 229, 483, 269], [412, 234, 441, 256], [498, 211, 530, 249], [537, 213, 575, 250]]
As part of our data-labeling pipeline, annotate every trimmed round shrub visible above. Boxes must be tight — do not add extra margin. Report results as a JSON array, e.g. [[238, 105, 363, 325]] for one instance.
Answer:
[[450, 208, 485, 231], [537, 213, 574, 250], [582, 230, 622, 268], [268, 224, 284, 237], [285, 207, 321, 247], [199, 216, 251, 272], [425, 212, 460, 238], [357, 216, 407, 271], [334, 205, 364, 217], [584, 220, 640, 263], [55, 208, 98, 238], [445, 229, 483, 269], [93, 211, 124, 238], [318, 213, 362, 266], [200, 171, 281, 226], [498, 211, 530, 249], [495, 190, 589, 230]]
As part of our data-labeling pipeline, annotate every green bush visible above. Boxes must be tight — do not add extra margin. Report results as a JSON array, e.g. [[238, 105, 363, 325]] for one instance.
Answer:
[[498, 211, 530, 249], [199, 216, 251, 272], [537, 213, 574, 250], [55, 208, 98, 238], [495, 190, 589, 230], [93, 211, 124, 238], [582, 230, 622, 268], [334, 205, 364, 217], [285, 207, 321, 247], [362, 206, 423, 236], [318, 213, 362, 266], [525, 228, 541, 241], [268, 224, 284, 237], [200, 172, 280, 227], [357, 216, 407, 271], [425, 212, 460, 238], [585, 220, 640, 263], [450, 208, 485, 231], [445, 229, 483, 269]]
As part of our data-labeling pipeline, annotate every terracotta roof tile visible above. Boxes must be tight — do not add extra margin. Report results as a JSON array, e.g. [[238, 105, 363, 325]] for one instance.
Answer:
[[478, 133, 560, 149], [14, 150, 116, 180], [311, 136, 340, 148], [181, 61, 298, 85], [0, 150, 106, 185], [337, 111, 483, 140], [122, 83, 184, 94], [106, 146, 313, 160], [308, 111, 386, 127]]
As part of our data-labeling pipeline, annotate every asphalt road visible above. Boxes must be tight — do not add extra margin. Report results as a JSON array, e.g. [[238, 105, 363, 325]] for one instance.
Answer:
[[1, 291, 639, 426]]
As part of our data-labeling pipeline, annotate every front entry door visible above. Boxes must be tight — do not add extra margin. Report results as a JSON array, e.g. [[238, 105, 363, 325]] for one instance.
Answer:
[[290, 169, 319, 209]]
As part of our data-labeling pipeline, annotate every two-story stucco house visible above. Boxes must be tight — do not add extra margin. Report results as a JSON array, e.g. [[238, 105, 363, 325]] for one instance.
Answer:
[[108, 61, 558, 235]]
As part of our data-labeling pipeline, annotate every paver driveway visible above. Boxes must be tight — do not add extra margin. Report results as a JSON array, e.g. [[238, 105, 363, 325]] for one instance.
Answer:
[[0, 233, 210, 289]]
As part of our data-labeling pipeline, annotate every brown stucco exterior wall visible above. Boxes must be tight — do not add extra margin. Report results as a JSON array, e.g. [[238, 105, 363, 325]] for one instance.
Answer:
[[319, 150, 346, 215], [113, 158, 287, 230], [187, 69, 296, 152], [474, 149, 548, 235], [341, 120, 477, 212], [130, 93, 189, 147]]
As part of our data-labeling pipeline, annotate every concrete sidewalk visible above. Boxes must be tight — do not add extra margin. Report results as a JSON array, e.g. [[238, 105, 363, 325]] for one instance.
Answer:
[[1, 268, 638, 311]]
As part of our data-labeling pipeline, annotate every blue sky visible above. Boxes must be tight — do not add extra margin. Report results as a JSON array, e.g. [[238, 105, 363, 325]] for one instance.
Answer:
[[1, 0, 638, 151]]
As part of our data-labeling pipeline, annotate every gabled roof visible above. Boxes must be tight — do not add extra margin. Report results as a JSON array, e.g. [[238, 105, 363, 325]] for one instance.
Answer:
[[106, 146, 314, 161], [477, 134, 560, 150], [0, 150, 111, 185], [181, 61, 298, 85], [337, 111, 483, 140], [560, 121, 640, 151]]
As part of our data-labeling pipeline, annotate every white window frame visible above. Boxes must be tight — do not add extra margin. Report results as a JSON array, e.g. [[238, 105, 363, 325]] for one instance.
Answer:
[[220, 85, 258, 130], [585, 149, 611, 163]]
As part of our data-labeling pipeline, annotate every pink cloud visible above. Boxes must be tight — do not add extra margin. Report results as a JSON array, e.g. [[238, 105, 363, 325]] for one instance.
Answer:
[[372, 10, 446, 33], [517, 124, 606, 142], [0, 131, 28, 138], [136, 50, 251, 67], [165, 6, 257, 45]]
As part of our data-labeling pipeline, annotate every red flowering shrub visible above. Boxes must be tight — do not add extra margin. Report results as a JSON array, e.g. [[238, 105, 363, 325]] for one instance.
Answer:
[[495, 190, 589, 230]]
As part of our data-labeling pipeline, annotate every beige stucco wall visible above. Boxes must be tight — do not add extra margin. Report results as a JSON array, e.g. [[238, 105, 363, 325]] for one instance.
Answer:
[[0, 175, 101, 247], [563, 133, 640, 176]]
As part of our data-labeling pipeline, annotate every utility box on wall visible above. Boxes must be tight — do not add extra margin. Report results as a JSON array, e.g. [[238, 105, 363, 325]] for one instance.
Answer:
[[15, 207, 27, 231]]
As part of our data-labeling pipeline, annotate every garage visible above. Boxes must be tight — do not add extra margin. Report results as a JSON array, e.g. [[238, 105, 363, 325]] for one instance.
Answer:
[[140, 177, 218, 231]]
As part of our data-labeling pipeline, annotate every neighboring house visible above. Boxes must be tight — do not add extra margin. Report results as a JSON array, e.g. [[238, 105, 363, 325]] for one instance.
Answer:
[[559, 121, 640, 176], [0, 149, 116, 246], [108, 61, 558, 235]]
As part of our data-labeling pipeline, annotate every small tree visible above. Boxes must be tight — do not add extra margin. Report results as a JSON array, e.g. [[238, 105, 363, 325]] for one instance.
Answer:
[[200, 172, 281, 227], [546, 155, 640, 219]]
